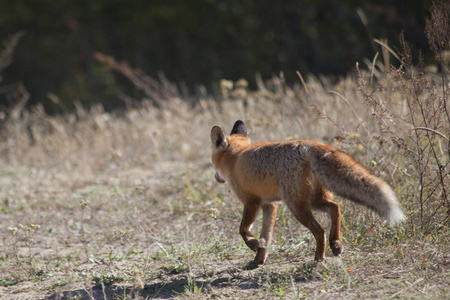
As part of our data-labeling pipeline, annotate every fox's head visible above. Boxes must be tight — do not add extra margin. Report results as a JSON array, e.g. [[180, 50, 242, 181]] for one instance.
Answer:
[[210, 120, 250, 183]]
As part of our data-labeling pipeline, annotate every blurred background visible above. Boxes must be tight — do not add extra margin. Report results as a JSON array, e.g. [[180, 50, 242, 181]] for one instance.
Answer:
[[0, 0, 433, 114]]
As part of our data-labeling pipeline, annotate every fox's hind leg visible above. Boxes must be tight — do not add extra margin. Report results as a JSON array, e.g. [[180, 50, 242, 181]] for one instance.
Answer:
[[254, 202, 278, 264], [283, 195, 326, 261], [311, 184, 343, 256]]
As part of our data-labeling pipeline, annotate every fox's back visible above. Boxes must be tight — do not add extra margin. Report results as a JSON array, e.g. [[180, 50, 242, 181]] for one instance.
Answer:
[[231, 140, 325, 199], [235, 140, 329, 173]]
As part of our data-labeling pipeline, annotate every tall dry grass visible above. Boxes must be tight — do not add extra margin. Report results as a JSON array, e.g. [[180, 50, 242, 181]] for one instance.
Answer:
[[2, 55, 448, 228], [1, 0, 448, 245]]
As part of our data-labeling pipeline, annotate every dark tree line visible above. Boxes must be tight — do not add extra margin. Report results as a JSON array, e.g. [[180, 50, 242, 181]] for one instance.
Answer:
[[0, 0, 432, 113]]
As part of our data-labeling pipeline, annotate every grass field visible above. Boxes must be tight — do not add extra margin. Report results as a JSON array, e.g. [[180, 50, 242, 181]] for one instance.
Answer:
[[1, 56, 449, 299], [1, 10, 450, 297]]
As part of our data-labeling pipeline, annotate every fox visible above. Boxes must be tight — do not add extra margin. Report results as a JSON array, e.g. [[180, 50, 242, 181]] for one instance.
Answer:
[[210, 120, 405, 265]]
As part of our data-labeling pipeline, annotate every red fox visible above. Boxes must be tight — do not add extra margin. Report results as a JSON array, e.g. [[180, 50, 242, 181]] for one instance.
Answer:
[[210, 120, 405, 264]]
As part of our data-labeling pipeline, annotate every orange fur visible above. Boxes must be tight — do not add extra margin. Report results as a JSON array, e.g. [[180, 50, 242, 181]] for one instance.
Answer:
[[210, 120, 405, 264]]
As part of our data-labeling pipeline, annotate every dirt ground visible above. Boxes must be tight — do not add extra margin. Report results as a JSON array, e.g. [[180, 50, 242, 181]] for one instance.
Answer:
[[0, 156, 449, 299]]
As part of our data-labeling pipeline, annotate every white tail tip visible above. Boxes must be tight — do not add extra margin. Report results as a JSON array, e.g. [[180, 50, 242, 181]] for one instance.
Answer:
[[386, 205, 406, 226], [380, 184, 406, 226]]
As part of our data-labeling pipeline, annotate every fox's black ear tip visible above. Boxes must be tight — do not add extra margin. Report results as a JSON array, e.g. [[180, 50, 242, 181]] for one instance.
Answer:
[[230, 120, 248, 135]]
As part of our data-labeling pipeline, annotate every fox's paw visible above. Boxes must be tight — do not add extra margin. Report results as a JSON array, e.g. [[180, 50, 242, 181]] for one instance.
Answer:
[[330, 240, 343, 256], [252, 254, 266, 265], [254, 247, 267, 265], [245, 238, 259, 252], [314, 254, 325, 262]]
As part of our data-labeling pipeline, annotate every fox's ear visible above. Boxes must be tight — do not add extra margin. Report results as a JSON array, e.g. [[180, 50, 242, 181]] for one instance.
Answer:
[[210, 126, 228, 151], [230, 120, 248, 136]]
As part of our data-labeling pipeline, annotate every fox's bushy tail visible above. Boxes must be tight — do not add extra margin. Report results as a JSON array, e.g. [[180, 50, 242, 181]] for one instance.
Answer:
[[310, 148, 406, 225]]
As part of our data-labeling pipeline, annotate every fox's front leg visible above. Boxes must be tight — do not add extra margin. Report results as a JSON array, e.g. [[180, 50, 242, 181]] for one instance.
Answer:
[[239, 202, 261, 252], [254, 202, 278, 264]]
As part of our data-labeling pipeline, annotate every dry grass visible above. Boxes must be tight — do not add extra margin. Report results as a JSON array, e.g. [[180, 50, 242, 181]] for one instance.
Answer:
[[1, 58, 449, 299]]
